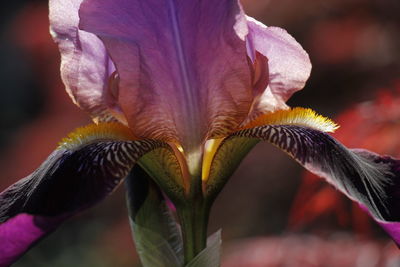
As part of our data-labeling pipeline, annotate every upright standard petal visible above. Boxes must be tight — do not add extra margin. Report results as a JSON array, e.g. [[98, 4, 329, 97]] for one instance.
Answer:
[[0, 123, 168, 265], [79, 0, 254, 149], [49, 0, 118, 122], [245, 17, 312, 117], [227, 109, 400, 244]]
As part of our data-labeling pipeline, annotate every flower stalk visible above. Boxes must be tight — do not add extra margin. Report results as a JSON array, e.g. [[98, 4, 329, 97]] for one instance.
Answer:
[[176, 150, 212, 265], [176, 198, 211, 264]]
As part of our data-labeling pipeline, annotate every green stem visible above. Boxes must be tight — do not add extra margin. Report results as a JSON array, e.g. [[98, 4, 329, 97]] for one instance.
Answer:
[[176, 147, 212, 265], [177, 199, 211, 265]]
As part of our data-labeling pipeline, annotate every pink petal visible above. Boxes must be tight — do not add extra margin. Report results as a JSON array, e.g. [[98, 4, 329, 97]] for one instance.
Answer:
[[358, 203, 400, 247], [377, 220, 400, 247], [0, 214, 65, 266], [246, 17, 312, 116], [78, 0, 254, 149], [49, 0, 118, 122]]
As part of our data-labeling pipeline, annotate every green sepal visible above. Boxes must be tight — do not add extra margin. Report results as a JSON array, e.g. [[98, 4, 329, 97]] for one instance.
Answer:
[[125, 166, 184, 267], [205, 137, 259, 200], [138, 147, 186, 203], [185, 230, 222, 267]]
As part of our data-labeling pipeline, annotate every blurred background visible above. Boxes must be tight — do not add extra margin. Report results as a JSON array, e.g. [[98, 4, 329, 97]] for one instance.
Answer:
[[0, 0, 399, 266]]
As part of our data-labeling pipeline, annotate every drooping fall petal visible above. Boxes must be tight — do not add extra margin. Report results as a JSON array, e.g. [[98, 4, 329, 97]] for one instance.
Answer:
[[78, 0, 254, 149], [245, 17, 312, 117], [213, 108, 400, 244], [49, 0, 117, 122], [289, 89, 400, 233], [0, 123, 168, 265]]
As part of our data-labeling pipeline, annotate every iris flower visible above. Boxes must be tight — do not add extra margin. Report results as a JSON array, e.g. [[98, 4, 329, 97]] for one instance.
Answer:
[[1, 0, 399, 266]]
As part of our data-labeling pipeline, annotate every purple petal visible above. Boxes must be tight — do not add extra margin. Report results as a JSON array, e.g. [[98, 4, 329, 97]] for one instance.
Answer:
[[359, 203, 400, 247], [377, 220, 400, 247], [232, 125, 400, 244], [245, 17, 312, 116], [78, 0, 254, 149], [0, 214, 65, 266], [49, 0, 119, 122], [0, 137, 167, 264]]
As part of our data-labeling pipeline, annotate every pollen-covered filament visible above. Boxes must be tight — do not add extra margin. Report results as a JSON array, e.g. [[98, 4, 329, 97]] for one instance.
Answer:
[[170, 140, 224, 195], [58, 122, 136, 149], [169, 143, 192, 194], [200, 108, 338, 193], [243, 107, 339, 133], [201, 139, 224, 183]]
